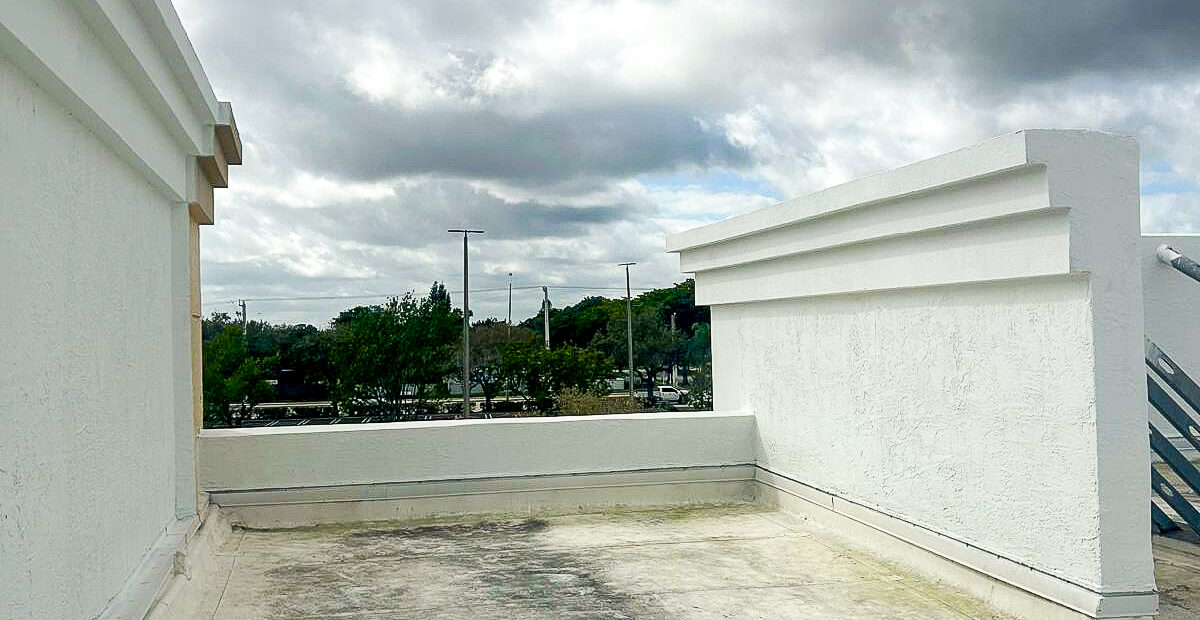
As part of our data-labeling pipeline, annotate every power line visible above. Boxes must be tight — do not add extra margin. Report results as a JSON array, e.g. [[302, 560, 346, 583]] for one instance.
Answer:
[[200, 284, 661, 307]]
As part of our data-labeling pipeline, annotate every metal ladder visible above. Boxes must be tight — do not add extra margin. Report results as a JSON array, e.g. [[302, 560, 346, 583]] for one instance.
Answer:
[[1147, 244, 1200, 536]]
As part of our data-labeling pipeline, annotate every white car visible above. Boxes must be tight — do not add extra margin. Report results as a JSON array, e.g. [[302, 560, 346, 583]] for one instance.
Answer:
[[637, 385, 684, 403]]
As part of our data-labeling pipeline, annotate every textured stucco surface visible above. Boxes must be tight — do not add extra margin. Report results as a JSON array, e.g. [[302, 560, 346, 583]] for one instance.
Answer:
[[199, 412, 756, 492], [712, 278, 1103, 586], [673, 131, 1154, 608], [0, 50, 180, 619]]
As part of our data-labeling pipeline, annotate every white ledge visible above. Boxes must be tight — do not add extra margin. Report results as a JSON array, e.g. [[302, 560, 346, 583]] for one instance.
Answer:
[[199, 410, 751, 437], [668, 130, 1138, 305]]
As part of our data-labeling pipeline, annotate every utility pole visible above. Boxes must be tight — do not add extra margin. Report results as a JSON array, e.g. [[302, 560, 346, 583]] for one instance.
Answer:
[[671, 312, 679, 386], [619, 263, 636, 399], [448, 229, 484, 419], [542, 286, 551, 349], [238, 299, 247, 344], [507, 272, 513, 339]]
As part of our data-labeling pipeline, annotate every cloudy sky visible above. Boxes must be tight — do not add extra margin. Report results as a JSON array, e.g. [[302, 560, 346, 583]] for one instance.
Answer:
[[174, 0, 1200, 326]]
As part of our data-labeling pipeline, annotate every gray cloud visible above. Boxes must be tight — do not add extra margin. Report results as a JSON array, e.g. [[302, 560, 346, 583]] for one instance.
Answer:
[[274, 180, 648, 246], [175, 0, 1200, 325], [933, 1, 1200, 85], [295, 103, 747, 184]]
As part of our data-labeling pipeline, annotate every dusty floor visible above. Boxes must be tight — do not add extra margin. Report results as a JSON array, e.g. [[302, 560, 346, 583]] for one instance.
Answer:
[[1155, 535, 1200, 619], [188, 504, 1200, 619], [193, 505, 1029, 619]]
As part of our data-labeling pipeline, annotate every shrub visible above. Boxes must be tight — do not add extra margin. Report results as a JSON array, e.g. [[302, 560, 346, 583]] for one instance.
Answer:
[[689, 361, 713, 410], [557, 388, 644, 416]]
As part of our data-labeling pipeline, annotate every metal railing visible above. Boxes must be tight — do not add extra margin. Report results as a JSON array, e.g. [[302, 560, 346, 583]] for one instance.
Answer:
[[1146, 341, 1200, 536], [1157, 244, 1200, 285]]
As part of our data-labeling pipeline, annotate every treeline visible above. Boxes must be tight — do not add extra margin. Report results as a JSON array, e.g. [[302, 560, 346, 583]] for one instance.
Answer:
[[202, 280, 712, 427]]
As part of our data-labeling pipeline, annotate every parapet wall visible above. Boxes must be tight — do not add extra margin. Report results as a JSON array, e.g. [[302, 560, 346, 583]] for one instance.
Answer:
[[199, 412, 758, 527], [668, 130, 1155, 619]]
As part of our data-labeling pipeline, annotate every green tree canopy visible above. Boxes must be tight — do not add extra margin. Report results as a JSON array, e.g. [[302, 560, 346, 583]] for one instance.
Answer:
[[202, 325, 275, 427], [590, 305, 684, 390], [520, 295, 622, 349], [470, 319, 537, 411], [499, 341, 613, 414], [631, 279, 708, 336], [328, 282, 461, 420]]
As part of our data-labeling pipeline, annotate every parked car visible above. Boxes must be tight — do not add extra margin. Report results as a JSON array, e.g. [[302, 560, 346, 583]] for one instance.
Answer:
[[636, 385, 685, 404]]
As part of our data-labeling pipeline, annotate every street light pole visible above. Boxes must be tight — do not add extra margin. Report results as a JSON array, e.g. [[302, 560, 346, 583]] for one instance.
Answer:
[[619, 263, 636, 400], [507, 272, 513, 339], [448, 229, 484, 419], [671, 312, 678, 386], [542, 286, 551, 349]]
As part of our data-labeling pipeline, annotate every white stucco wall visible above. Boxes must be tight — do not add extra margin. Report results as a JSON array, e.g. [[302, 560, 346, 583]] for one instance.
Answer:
[[669, 130, 1155, 616], [199, 412, 757, 491], [713, 278, 1101, 567], [0, 50, 180, 619], [0, 3, 232, 618]]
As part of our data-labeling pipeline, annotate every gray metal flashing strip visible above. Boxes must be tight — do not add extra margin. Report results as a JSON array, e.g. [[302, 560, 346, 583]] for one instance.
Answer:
[[753, 466, 1157, 619]]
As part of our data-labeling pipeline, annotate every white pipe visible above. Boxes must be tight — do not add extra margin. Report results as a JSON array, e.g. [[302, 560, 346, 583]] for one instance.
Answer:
[[1157, 244, 1184, 265]]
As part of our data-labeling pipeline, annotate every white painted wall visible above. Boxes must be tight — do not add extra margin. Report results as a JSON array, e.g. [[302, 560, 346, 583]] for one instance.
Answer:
[[0, 2, 230, 618], [199, 412, 756, 491], [669, 130, 1154, 616], [1143, 234, 1200, 459], [0, 49, 178, 620], [1143, 234, 1200, 376]]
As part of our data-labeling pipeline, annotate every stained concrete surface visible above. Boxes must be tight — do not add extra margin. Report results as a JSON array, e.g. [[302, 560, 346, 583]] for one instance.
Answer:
[[191, 505, 1025, 619], [1155, 536, 1200, 620], [1151, 459, 1200, 619]]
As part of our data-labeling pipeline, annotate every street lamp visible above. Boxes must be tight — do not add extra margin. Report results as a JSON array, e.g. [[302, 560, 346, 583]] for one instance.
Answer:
[[619, 262, 636, 400], [449, 229, 484, 418]]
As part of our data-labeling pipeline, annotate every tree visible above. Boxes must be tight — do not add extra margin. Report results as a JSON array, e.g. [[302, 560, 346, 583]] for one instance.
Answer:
[[682, 322, 711, 385], [688, 361, 714, 410], [590, 306, 684, 392], [631, 279, 708, 336], [202, 325, 275, 427], [202, 311, 237, 342], [275, 325, 333, 401], [410, 282, 462, 397], [328, 283, 461, 420], [520, 295, 622, 349], [470, 319, 537, 412], [499, 342, 613, 414]]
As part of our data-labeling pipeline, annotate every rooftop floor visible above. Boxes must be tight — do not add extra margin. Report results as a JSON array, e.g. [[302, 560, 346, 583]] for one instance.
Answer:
[[184, 503, 1200, 619], [194, 504, 1026, 619], [1155, 535, 1200, 619]]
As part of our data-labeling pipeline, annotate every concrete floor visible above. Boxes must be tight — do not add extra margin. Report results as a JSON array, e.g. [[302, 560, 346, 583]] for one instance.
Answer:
[[193, 505, 1024, 619], [1155, 535, 1200, 619]]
